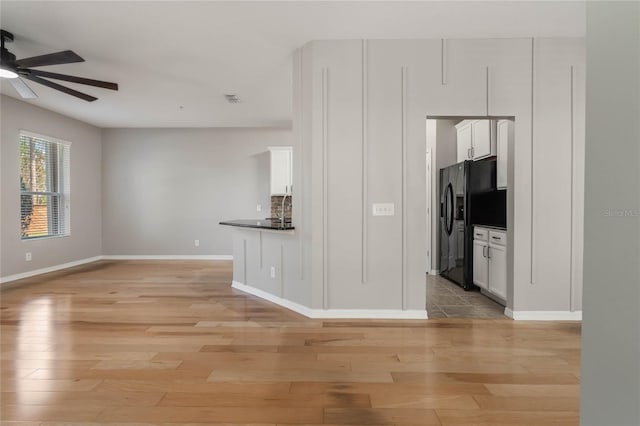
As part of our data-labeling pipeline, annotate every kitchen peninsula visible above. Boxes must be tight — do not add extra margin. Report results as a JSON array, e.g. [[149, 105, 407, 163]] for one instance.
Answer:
[[219, 215, 307, 317]]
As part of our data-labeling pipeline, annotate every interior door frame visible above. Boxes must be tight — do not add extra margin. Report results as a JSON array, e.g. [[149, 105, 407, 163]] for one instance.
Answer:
[[425, 149, 432, 273]]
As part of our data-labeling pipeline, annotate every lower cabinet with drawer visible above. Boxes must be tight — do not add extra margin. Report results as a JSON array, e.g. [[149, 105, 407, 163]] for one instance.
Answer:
[[473, 226, 507, 301]]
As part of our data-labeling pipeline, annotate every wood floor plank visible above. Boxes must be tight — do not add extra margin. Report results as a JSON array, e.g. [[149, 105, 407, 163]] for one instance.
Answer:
[[435, 408, 579, 425], [324, 407, 442, 425], [484, 383, 581, 397], [207, 368, 393, 383], [369, 393, 479, 410], [1, 404, 105, 422], [1, 390, 165, 406], [159, 390, 372, 408], [472, 395, 579, 412], [94, 406, 323, 423], [0, 260, 581, 425], [0, 379, 102, 392], [25, 367, 210, 380]]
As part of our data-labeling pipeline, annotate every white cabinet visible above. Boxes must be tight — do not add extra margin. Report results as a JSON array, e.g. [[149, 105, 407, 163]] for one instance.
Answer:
[[496, 119, 512, 189], [471, 120, 495, 159], [455, 120, 496, 162], [456, 121, 473, 162], [473, 227, 507, 301], [269, 147, 292, 195], [488, 235, 507, 300], [473, 240, 489, 290]]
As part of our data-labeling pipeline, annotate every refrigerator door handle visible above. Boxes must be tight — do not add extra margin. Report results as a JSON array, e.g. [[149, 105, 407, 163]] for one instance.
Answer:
[[445, 183, 454, 235]]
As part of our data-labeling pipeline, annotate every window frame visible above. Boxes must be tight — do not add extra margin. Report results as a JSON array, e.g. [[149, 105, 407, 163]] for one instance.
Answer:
[[19, 130, 72, 241]]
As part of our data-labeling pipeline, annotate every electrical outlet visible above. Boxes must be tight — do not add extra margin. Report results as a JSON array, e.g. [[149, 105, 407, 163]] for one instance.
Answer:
[[270, 266, 276, 279], [194, 239, 200, 247], [25, 252, 32, 262], [257, 204, 262, 212], [372, 203, 395, 216]]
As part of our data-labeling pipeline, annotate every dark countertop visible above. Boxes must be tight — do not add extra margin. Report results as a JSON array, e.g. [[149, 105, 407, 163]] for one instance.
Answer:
[[220, 219, 294, 231], [474, 224, 507, 231]]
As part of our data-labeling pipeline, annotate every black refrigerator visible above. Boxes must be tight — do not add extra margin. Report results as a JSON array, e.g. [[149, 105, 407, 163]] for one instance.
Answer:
[[439, 159, 505, 290]]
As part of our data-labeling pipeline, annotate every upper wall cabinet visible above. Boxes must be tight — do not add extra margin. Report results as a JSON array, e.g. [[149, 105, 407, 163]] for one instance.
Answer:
[[455, 120, 496, 162], [472, 120, 496, 159], [269, 146, 292, 195], [456, 120, 473, 162]]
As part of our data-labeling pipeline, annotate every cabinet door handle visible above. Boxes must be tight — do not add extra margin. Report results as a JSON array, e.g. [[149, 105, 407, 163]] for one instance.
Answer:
[[487, 246, 491, 258], [482, 246, 487, 257], [467, 148, 471, 159], [471, 147, 475, 157]]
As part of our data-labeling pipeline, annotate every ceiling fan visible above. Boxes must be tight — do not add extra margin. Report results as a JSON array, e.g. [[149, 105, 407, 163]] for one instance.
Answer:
[[0, 29, 118, 102]]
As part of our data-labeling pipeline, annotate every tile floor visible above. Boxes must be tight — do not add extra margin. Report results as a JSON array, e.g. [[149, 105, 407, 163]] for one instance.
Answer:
[[426, 273, 507, 319]]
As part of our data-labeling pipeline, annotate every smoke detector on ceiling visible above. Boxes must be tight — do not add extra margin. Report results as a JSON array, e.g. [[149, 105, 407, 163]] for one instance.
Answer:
[[224, 94, 240, 104]]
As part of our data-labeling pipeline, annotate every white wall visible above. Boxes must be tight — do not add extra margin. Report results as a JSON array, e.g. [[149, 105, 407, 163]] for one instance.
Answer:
[[0, 95, 102, 279], [101, 128, 292, 256], [580, 2, 640, 425]]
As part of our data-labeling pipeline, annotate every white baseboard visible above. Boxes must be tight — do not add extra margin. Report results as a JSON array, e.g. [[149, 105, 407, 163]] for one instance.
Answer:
[[232, 281, 314, 317], [102, 255, 233, 261], [0, 255, 233, 286], [504, 308, 582, 321], [427, 269, 439, 276], [0, 256, 103, 285], [311, 309, 429, 319], [232, 281, 428, 319]]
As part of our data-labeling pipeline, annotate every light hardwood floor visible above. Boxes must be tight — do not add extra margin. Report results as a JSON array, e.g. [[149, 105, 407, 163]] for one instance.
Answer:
[[0, 260, 581, 425]]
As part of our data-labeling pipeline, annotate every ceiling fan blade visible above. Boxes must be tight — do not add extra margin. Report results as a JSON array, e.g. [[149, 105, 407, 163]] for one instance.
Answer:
[[22, 74, 97, 102], [27, 69, 118, 90], [15, 50, 84, 68], [8, 77, 37, 99]]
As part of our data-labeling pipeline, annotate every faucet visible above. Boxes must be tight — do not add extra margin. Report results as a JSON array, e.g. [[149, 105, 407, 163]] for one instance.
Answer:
[[280, 190, 290, 228]]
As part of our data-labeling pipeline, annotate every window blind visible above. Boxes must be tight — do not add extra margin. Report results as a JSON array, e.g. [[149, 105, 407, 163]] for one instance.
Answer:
[[19, 132, 71, 239]]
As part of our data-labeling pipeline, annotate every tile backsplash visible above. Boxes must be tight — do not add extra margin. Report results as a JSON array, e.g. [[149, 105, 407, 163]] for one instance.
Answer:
[[271, 195, 292, 220]]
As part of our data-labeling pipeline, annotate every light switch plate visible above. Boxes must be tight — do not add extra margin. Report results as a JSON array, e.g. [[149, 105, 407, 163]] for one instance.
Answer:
[[372, 203, 395, 216]]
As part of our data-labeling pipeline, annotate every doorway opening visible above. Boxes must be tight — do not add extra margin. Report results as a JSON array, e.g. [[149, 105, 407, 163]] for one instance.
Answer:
[[425, 116, 515, 319]]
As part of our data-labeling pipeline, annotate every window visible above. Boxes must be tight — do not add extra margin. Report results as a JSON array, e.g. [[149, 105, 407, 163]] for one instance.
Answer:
[[20, 132, 70, 239]]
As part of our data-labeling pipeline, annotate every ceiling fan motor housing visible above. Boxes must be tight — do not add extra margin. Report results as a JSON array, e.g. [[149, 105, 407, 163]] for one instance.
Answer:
[[1, 30, 17, 69], [1, 48, 17, 65]]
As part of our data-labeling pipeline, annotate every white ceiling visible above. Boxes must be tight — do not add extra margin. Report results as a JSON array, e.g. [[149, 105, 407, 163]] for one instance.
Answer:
[[0, 1, 585, 128]]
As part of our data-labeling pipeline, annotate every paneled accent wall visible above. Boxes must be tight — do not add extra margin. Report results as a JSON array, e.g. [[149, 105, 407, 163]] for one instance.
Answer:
[[293, 38, 584, 315], [526, 38, 585, 311]]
